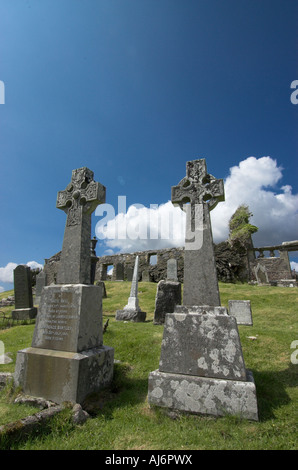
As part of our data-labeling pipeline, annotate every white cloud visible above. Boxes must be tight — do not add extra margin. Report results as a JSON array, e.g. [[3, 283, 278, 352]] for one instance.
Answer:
[[0, 261, 43, 283], [96, 156, 297, 253], [0, 286, 4, 293], [26, 261, 43, 271], [211, 156, 298, 246], [0, 263, 18, 283], [96, 200, 185, 253]]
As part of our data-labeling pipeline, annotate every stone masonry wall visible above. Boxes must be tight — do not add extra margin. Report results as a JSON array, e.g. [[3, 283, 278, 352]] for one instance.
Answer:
[[44, 242, 295, 286]]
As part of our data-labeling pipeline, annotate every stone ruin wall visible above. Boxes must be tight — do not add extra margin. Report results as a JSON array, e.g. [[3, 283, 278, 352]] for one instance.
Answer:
[[43, 240, 297, 287], [249, 241, 297, 285]]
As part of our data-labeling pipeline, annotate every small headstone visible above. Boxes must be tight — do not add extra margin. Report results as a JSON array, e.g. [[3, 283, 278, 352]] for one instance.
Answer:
[[142, 269, 150, 282], [116, 256, 146, 322], [153, 280, 181, 325], [95, 280, 107, 298], [254, 263, 269, 285], [166, 259, 178, 282], [228, 300, 253, 326], [11, 265, 37, 320], [14, 167, 114, 405], [35, 270, 47, 306]]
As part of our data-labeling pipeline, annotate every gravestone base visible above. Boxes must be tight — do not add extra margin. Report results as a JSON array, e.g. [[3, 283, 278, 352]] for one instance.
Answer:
[[11, 307, 37, 321], [14, 345, 114, 405], [14, 283, 114, 404], [148, 369, 258, 421], [148, 307, 258, 421], [115, 309, 146, 322]]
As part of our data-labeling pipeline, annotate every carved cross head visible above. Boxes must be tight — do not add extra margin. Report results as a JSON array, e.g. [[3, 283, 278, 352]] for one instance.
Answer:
[[171, 159, 225, 212], [56, 167, 106, 226]]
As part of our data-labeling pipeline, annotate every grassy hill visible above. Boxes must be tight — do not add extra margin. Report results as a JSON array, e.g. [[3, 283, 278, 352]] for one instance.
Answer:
[[0, 282, 297, 450]]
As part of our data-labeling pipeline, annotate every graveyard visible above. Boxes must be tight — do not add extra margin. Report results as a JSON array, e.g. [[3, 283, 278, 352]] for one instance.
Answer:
[[0, 281, 297, 450], [0, 162, 297, 450]]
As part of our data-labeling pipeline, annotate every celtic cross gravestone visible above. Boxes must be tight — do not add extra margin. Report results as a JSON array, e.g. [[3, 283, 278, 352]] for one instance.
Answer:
[[148, 159, 258, 420], [171, 159, 224, 306], [56, 167, 106, 284], [14, 167, 114, 405]]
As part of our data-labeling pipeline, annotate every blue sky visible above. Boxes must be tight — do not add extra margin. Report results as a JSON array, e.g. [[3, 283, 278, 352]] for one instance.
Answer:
[[0, 0, 297, 291]]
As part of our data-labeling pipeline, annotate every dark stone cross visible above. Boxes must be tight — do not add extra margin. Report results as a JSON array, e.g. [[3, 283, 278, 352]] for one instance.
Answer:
[[171, 159, 224, 306], [56, 167, 106, 284]]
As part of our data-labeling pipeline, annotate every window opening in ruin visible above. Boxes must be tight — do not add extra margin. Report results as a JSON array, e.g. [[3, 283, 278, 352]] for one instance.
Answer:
[[107, 264, 114, 277], [149, 254, 157, 266]]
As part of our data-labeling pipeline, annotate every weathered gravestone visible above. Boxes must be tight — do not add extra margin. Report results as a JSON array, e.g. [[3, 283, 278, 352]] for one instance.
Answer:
[[153, 257, 181, 325], [115, 255, 146, 322], [166, 258, 178, 282], [14, 167, 114, 404], [228, 300, 253, 326], [34, 270, 47, 306], [142, 268, 150, 282], [148, 159, 258, 420], [153, 280, 181, 325], [12, 265, 37, 320], [254, 263, 269, 285]]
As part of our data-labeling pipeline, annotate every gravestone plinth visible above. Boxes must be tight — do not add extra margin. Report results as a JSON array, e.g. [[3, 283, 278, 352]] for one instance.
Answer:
[[12, 265, 37, 320], [148, 159, 258, 420], [14, 167, 114, 405], [15, 284, 114, 404], [148, 369, 258, 421]]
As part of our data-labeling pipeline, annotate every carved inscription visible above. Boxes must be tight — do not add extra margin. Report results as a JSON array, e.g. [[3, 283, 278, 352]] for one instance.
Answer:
[[35, 290, 78, 351], [42, 294, 74, 342]]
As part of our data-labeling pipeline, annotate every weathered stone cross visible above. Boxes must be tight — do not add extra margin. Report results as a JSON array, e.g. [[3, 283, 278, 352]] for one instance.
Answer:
[[171, 159, 224, 306], [56, 167, 106, 284]]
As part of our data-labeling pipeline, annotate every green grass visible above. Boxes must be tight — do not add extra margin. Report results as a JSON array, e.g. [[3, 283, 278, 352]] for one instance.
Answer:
[[0, 282, 297, 450]]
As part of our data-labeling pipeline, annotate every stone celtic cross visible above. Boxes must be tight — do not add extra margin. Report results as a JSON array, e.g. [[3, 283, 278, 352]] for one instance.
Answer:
[[171, 158, 224, 219], [56, 167, 106, 284], [171, 159, 224, 306]]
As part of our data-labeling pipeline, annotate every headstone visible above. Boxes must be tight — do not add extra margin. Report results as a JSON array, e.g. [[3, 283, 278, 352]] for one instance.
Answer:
[[148, 159, 258, 421], [228, 300, 253, 326], [35, 270, 47, 306], [142, 269, 150, 282], [115, 256, 146, 322], [95, 280, 107, 298], [166, 259, 178, 282], [11, 265, 37, 320], [254, 263, 269, 285], [14, 167, 114, 405], [153, 280, 181, 325]]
